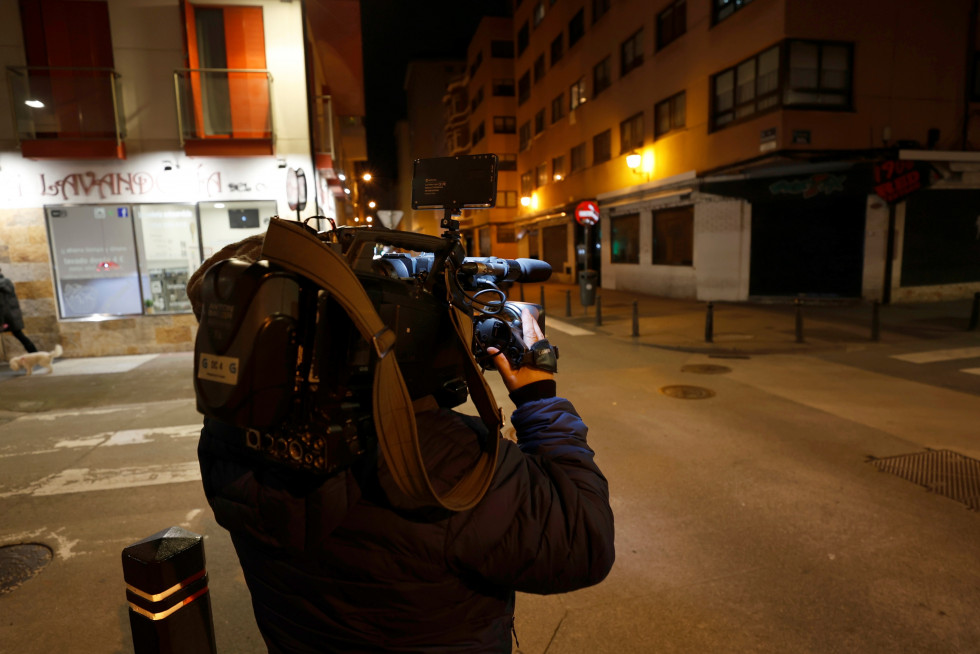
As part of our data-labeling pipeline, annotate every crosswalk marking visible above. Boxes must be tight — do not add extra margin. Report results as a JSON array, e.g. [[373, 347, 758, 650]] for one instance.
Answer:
[[890, 346, 980, 364], [546, 318, 595, 336], [0, 462, 201, 498], [962, 368, 980, 376]]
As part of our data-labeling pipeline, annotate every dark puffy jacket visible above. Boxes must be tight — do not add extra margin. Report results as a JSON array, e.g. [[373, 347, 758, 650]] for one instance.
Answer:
[[198, 394, 615, 653], [0, 274, 25, 331]]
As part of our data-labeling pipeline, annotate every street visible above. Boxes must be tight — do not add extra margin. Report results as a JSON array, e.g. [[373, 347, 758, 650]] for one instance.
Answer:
[[1, 305, 979, 653]]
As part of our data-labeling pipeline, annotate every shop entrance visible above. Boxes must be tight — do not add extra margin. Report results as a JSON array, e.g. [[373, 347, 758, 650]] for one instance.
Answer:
[[749, 196, 865, 297]]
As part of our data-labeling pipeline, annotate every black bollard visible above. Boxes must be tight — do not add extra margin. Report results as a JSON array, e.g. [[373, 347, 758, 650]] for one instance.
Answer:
[[969, 292, 980, 331], [540, 285, 546, 313], [795, 298, 804, 343], [122, 526, 217, 654], [705, 302, 714, 343], [871, 300, 880, 341], [595, 295, 603, 326], [565, 290, 571, 317], [632, 301, 639, 337], [519, 283, 525, 302]]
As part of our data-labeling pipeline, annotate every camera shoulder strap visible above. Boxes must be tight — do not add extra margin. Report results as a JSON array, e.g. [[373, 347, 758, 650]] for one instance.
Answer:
[[261, 217, 499, 512]]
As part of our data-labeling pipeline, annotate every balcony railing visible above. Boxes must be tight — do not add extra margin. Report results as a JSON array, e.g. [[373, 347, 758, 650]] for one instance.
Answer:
[[6, 66, 125, 157], [174, 68, 273, 154]]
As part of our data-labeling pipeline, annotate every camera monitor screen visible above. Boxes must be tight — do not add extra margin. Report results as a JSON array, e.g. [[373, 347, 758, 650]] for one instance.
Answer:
[[412, 154, 498, 211], [229, 209, 260, 229]]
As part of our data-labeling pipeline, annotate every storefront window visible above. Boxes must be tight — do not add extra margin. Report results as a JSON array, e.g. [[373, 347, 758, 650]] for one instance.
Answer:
[[134, 204, 201, 314], [611, 213, 640, 263], [199, 200, 276, 258]]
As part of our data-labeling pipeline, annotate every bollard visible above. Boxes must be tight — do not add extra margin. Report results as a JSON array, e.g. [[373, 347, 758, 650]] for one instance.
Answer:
[[871, 300, 880, 341], [122, 526, 217, 654], [540, 285, 546, 313], [705, 302, 714, 343], [595, 295, 603, 326], [519, 283, 525, 302], [632, 301, 639, 337], [565, 289, 571, 317], [969, 292, 980, 331], [794, 298, 804, 343]]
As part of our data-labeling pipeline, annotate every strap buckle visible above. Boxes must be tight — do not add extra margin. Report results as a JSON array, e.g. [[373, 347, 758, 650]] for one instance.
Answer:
[[372, 326, 396, 359]]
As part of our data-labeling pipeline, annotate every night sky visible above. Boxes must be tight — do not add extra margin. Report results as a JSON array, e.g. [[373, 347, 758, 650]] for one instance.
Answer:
[[359, 0, 510, 182]]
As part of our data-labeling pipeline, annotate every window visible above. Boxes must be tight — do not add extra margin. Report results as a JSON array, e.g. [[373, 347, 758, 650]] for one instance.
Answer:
[[519, 121, 532, 151], [593, 129, 611, 164], [518, 71, 531, 105], [655, 91, 685, 138], [593, 56, 611, 97], [570, 142, 587, 172], [621, 29, 643, 75], [491, 40, 514, 58], [521, 170, 534, 195], [652, 206, 694, 265], [534, 54, 546, 83], [592, 0, 611, 23], [536, 162, 548, 187], [620, 112, 644, 153], [469, 50, 483, 77], [784, 41, 853, 107], [470, 85, 484, 112], [711, 45, 779, 130], [551, 34, 564, 65], [611, 213, 639, 264], [493, 115, 517, 133], [492, 78, 515, 96], [498, 153, 518, 171], [497, 225, 517, 243], [535, 108, 546, 134], [471, 121, 485, 146], [570, 77, 587, 109], [496, 190, 518, 207], [551, 93, 565, 123], [657, 0, 686, 50], [517, 22, 530, 55], [552, 155, 566, 180], [714, 0, 755, 24], [568, 9, 585, 47], [533, 1, 546, 26]]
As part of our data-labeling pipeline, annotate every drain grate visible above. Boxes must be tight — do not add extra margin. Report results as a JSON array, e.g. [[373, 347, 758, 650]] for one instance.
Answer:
[[0, 543, 53, 595], [681, 364, 731, 375], [660, 385, 716, 400], [870, 450, 980, 511]]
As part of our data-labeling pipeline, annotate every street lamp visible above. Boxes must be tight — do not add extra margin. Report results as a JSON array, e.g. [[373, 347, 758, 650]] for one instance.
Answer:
[[627, 149, 655, 180]]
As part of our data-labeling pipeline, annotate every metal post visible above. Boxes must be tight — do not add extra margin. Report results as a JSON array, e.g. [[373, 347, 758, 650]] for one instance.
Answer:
[[595, 295, 602, 326], [871, 300, 881, 341], [705, 302, 714, 343], [632, 301, 639, 337], [519, 283, 525, 302], [565, 289, 571, 317], [969, 292, 980, 331], [795, 298, 804, 343], [540, 285, 545, 312], [122, 526, 217, 654]]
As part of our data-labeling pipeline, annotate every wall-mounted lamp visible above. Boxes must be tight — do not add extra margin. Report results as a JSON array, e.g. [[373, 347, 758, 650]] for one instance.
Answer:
[[362, 173, 372, 182], [338, 173, 346, 181], [366, 216, 373, 223], [24, 99, 44, 109], [368, 200, 376, 208], [627, 150, 655, 179], [553, 173, 563, 181], [520, 195, 531, 207], [344, 188, 351, 195], [626, 153, 642, 170]]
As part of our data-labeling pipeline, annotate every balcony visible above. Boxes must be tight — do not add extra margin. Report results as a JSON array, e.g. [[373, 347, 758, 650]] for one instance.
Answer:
[[174, 68, 273, 156], [6, 66, 125, 159]]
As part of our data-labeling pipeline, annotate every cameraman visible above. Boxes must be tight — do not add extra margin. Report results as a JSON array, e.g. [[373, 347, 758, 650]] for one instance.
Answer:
[[188, 236, 615, 653]]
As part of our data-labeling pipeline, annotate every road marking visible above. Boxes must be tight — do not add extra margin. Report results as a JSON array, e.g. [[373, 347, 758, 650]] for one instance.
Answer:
[[962, 368, 980, 376], [0, 425, 202, 458], [546, 318, 595, 336], [890, 346, 980, 364], [0, 462, 202, 498]]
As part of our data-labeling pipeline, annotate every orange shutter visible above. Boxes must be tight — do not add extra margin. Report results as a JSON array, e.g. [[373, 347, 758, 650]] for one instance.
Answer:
[[223, 6, 269, 139]]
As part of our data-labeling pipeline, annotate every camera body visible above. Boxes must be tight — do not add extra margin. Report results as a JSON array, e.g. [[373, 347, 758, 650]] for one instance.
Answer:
[[194, 154, 552, 477]]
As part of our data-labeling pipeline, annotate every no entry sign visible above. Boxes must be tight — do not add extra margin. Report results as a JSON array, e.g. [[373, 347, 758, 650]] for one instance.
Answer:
[[575, 200, 599, 226]]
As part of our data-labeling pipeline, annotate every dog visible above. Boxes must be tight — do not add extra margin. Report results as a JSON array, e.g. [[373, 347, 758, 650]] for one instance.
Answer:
[[9, 344, 63, 376]]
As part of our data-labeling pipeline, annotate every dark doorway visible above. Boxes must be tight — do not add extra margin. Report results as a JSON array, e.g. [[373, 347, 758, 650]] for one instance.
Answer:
[[749, 196, 865, 297]]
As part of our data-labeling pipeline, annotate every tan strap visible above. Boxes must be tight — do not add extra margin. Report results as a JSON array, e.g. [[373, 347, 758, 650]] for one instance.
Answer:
[[260, 217, 498, 511]]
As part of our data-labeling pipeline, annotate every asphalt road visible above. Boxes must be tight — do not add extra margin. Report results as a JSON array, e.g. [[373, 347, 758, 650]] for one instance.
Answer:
[[1, 324, 979, 653]]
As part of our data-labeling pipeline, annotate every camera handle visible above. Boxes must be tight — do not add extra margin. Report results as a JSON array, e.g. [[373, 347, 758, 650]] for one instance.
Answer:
[[261, 217, 501, 512]]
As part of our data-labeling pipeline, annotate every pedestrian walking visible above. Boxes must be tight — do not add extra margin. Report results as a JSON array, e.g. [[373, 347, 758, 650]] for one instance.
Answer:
[[0, 267, 38, 354]]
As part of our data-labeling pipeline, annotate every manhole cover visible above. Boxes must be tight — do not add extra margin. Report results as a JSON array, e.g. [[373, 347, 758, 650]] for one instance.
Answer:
[[681, 364, 731, 374], [660, 385, 715, 400], [870, 450, 980, 511], [0, 543, 53, 595]]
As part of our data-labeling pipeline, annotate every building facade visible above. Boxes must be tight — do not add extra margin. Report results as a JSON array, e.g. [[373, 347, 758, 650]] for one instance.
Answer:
[[0, 0, 365, 358], [425, 0, 980, 299]]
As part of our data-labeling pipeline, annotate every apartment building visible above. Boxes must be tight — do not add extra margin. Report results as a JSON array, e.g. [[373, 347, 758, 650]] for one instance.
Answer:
[[436, 0, 980, 299], [0, 0, 365, 358]]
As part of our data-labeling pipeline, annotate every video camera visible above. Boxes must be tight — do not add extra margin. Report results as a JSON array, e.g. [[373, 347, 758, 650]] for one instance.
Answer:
[[194, 154, 556, 481]]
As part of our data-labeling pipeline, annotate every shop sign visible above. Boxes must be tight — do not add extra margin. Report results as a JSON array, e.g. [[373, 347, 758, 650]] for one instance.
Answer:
[[769, 174, 846, 199], [873, 160, 927, 204], [575, 200, 599, 226], [286, 167, 308, 211]]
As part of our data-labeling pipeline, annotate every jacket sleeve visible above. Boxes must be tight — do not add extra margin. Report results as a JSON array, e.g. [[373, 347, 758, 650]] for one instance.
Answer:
[[445, 397, 615, 594]]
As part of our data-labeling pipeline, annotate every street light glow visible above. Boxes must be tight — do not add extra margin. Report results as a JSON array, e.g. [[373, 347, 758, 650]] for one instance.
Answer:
[[362, 173, 372, 182], [368, 201, 376, 208]]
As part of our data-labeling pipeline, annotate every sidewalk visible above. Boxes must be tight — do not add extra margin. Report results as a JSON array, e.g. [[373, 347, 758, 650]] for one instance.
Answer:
[[530, 283, 980, 355]]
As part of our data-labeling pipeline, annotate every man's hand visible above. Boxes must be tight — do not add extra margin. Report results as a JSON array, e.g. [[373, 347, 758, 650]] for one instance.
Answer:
[[488, 307, 554, 393]]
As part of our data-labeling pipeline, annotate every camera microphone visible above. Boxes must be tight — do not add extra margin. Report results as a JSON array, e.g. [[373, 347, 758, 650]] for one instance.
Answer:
[[460, 257, 552, 283]]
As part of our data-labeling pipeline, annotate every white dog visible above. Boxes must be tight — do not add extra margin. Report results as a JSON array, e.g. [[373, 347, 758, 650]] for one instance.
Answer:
[[9, 344, 63, 376]]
